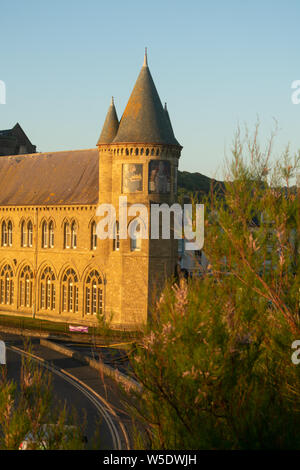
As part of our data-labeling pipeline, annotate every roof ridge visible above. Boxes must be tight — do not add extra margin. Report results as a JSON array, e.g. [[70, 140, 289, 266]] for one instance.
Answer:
[[0, 148, 99, 158]]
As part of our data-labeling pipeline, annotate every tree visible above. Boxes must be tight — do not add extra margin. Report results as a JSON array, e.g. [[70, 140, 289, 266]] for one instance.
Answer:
[[127, 124, 300, 449]]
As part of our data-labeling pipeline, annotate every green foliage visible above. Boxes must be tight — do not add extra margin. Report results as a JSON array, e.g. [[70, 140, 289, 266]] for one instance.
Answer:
[[127, 124, 300, 449], [0, 344, 87, 450]]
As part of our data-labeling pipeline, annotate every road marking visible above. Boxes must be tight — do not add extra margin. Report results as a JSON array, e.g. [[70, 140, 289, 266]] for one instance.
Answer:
[[8, 346, 130, 450]]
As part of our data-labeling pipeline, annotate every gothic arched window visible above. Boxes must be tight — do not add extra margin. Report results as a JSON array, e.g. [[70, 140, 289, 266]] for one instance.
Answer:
[[71, 222, 77, 249], [7, 221, 12, 247], [1, 221, 7, 247], [19, 265, 33, 308], [49, 221, 54, 248], [64, 222, 71, 249], [0, 264, 13, 305], [27, 221, 33, 247], [40, 266, 55, 311], [85, 270, 103, 316], [130, 218, 142, 251], [42, 221, 48, 248], [61, 268, 78, 313], [21, 221, 27, 247]]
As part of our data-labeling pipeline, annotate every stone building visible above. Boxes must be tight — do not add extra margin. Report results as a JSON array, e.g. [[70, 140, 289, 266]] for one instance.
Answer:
[[0, 53, 182, 329], [0, 123, 36, 156]]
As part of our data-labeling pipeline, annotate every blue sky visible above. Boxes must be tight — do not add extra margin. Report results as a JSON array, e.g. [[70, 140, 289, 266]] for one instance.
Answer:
[[1, 0, 300, 178]]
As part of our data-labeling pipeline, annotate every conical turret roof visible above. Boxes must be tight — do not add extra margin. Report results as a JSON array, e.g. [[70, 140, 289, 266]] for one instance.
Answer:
[[112, 53, 181, 146], [164, 102, 177, 143], [97, 97, 119, 145]]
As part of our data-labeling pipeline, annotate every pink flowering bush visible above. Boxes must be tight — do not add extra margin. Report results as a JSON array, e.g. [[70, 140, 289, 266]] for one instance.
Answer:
[[128, 125, 300, 449]]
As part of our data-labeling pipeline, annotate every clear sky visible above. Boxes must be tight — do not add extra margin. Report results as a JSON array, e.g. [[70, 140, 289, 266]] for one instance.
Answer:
[[1, 0, 300, 179]]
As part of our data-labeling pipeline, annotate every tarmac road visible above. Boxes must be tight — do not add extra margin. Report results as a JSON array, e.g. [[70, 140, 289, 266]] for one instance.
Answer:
[[0, 333, 131, 450]]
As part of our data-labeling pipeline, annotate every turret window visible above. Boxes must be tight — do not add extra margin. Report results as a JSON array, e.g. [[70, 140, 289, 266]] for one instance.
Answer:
[[113, 221, 120, 251], [130, 219, 142, 252]]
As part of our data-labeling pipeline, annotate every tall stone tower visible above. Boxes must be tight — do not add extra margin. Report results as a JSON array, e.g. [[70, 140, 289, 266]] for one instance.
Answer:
[[97, 52, 182, 328]]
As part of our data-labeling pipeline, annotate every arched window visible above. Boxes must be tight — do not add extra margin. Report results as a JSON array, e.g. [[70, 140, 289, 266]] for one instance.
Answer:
[[1, 221, 7, 247], [7, 221, 12, 247], [42, 221, 48, 248], [61, 268, 78, 313], [71, 222, 77, 249], [113, 221, 120, 251], [0, 264, 13, 305], [91, 221, 97, 250], [130, 219, 142, 251], [27, 221, 33, 247], [64, 222, 71, 249], [21, 221, 27, 247], [40, 266, 55, 310], [85, 270, 103, 316], [19, 265, 33, 308], [49, 221, 54, 248]]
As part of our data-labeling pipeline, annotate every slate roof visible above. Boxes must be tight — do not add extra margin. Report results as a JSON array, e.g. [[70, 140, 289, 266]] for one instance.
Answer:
[[97, 98, 119, 144], [0, 149, 99, 206], [112, 57, 181, 146]]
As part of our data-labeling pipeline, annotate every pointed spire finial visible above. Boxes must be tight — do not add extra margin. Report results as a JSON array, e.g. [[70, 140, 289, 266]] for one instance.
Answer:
[[143, 47, 148, 67], [97, 98, 119, 145]]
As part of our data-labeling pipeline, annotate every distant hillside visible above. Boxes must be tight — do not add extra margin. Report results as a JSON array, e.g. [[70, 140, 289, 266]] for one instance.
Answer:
[[178, 170, 298, 197], [178, 171, 224, 195]]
